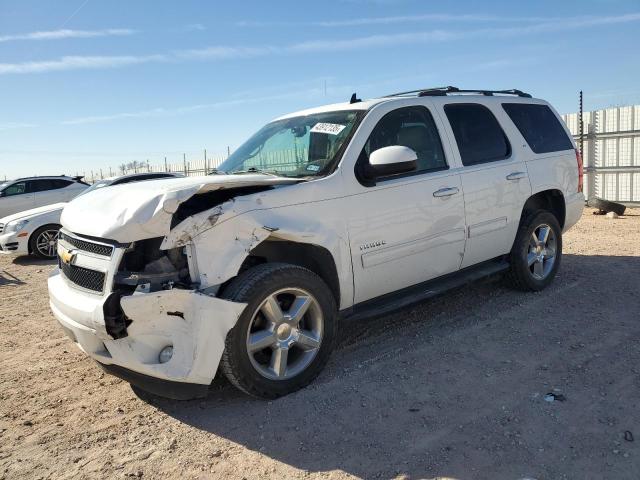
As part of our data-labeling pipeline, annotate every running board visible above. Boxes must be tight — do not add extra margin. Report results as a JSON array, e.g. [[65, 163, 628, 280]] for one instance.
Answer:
[[341, 258, 509, 322]]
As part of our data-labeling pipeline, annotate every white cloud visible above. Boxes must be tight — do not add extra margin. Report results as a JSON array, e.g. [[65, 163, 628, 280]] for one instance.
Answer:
[[183, 24, 206, 31], [61, 89, 324, 125], [0, 28, 135, 43], [1, 13, 638, 75], [0, 122, 37, 131], [0, 54, 167, 75], [177, 45, 276, 60]]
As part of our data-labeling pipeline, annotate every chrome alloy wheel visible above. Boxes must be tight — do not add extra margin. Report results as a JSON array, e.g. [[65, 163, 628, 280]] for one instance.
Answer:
[[527, 224, 557, 280], [35, 229, 60, 258], [246, 288, 323, 380]]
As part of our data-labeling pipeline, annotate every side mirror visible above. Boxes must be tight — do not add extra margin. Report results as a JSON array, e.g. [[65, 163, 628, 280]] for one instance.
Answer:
[[369, 145, 417, 178]]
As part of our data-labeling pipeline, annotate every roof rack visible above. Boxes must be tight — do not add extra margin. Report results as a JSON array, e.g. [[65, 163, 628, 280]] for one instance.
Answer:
[[384, 86, 532, 98]]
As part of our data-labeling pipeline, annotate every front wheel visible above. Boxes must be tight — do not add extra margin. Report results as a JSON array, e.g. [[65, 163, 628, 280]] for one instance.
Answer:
[[219, 263, 337, 399], [29, 224, 61, 259], [506, 210, 562, 291]]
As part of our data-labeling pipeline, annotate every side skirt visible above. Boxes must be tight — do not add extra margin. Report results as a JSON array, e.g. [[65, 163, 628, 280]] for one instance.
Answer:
[[341, 257, 509, 322]]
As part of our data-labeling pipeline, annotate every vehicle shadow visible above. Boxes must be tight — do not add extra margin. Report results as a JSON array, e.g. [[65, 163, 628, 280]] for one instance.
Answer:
[[12, 256, 57, 266], [144, 253, 640, 479]]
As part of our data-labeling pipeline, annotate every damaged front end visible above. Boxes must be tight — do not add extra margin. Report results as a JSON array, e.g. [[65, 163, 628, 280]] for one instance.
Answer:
[[50, 175, 305, 397], [49, 227, 248, 398], [104, 238, 192, 339]]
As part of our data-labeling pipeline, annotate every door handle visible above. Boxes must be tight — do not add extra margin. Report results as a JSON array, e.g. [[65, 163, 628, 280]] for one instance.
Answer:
[[433, 187, 459, 198], [506, 171, 527, 181]]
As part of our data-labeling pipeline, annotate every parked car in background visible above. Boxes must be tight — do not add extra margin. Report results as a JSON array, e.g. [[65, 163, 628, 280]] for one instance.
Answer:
[[0, 172, 181, 259], [0, 176, 89, 218], [48, 87, 584, 400]]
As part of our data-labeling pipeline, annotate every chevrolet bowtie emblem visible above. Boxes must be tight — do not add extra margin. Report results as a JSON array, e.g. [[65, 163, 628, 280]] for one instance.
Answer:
[[58, 245, 76, 265]]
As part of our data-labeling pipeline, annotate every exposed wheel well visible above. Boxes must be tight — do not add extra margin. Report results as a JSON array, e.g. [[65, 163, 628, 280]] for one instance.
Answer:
[[520, 190, 565, 229], [232, 240, 341, 306]]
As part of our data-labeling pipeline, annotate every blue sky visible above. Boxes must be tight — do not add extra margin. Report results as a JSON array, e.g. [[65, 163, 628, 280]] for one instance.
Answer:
[[1, 0, 639, 180]]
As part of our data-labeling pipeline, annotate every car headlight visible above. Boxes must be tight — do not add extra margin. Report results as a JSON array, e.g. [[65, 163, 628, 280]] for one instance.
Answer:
[[5, 219, 29, 233]]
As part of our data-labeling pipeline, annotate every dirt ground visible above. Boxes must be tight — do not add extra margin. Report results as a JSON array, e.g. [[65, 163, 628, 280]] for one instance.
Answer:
[[1, 208, 639, 480]]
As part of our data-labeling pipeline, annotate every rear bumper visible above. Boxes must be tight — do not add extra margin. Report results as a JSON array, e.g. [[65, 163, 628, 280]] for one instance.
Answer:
[[564, 192, 585, 232], [0, 232, 28, 255], [48, 268, 248, 398]]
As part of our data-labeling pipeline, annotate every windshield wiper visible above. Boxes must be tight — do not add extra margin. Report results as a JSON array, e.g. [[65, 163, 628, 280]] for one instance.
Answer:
[[230, 167, 281, 177], [208, 168, 227, 175]]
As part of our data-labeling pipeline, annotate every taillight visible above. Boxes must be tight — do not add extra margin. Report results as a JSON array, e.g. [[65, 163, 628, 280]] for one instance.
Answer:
[[575, 149, 584, 193]]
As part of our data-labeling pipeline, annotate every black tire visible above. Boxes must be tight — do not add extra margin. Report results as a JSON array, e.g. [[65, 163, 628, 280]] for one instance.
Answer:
[[219, 263, 337, 399], [29, 224, 61, 259], [587, 197, 626, 216], [505, 210, 562, 291]]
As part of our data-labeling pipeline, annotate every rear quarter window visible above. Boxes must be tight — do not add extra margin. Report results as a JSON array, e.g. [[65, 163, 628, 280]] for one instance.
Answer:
[[502, 103, 573, 154]]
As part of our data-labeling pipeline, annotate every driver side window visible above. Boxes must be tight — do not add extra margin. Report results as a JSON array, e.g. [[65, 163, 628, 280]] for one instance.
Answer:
[[361, 106, 447, 181], [3, 182, 27, 196]]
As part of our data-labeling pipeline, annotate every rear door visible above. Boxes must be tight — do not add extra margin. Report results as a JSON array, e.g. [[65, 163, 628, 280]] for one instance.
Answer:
[[345, 102, 467, 304], [0, 181, 35, 217], [436, 101, 532, 268], [30, 179, 58, 208]]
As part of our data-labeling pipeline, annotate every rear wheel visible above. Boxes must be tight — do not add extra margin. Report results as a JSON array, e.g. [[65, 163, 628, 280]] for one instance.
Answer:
[[219, 263, 337, 399], [29, 224, 61, 259], [506, 210, 562, 291]]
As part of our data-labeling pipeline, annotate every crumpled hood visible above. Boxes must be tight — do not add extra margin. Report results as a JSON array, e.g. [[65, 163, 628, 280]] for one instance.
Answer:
[[0, 202, 67, 224], [61, 174, 298, 243]]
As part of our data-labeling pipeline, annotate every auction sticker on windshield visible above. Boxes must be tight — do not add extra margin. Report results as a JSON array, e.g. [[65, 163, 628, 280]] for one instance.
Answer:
[[310, 123, 346, 135]]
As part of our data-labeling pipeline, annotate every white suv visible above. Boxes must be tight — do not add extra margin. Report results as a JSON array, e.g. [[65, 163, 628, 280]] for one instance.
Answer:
[[48, 87, 584, 400], [0, 176, 88, 218]]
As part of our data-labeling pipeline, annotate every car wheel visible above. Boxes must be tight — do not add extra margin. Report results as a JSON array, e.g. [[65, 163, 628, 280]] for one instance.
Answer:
[[506, 210, 562, 291], [219, 263, 337, 399], [30, 224, 61, 259]]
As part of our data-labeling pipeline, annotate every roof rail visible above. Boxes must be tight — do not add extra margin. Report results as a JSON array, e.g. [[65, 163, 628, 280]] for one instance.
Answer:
[[384, 86, 532, 98]]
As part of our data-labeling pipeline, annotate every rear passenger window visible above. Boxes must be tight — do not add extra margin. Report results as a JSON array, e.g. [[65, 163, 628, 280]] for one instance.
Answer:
[[27, 180, 52, 193], [502, 103, 573, 154], [362, 106, 447, 179], [444, 104, 511, 166]]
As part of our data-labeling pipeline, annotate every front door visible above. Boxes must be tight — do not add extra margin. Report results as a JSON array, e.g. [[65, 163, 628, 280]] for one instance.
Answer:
[[0, 181, 35, 217], [346, 104, 466, 304]]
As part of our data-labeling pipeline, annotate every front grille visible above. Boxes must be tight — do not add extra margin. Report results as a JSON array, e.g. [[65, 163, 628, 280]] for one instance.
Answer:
[[0, 223, 4, 234], [60, 261, 105, 293], [59, 232, 113, 257]]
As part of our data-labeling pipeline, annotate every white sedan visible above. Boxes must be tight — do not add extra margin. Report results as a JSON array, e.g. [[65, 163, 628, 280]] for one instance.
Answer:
[[0, 172, 181, 259]]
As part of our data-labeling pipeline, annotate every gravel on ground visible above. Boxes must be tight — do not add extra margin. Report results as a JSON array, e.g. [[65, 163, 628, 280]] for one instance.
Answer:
[[1, 208, 639, 480]]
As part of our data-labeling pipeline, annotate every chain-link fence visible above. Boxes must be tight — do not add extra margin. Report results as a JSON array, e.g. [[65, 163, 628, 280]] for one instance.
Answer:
[[77, 148, 310, 183]]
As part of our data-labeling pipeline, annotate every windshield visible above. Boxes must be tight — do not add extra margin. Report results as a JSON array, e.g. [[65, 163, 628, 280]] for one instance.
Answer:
[[216, 110, 362, 177]]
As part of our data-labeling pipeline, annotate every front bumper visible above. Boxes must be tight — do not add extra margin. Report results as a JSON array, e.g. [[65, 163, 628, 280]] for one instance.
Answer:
[[48, 268, 247, 398], [97, 363, 210, 400], [0, 231, 28, 256]]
